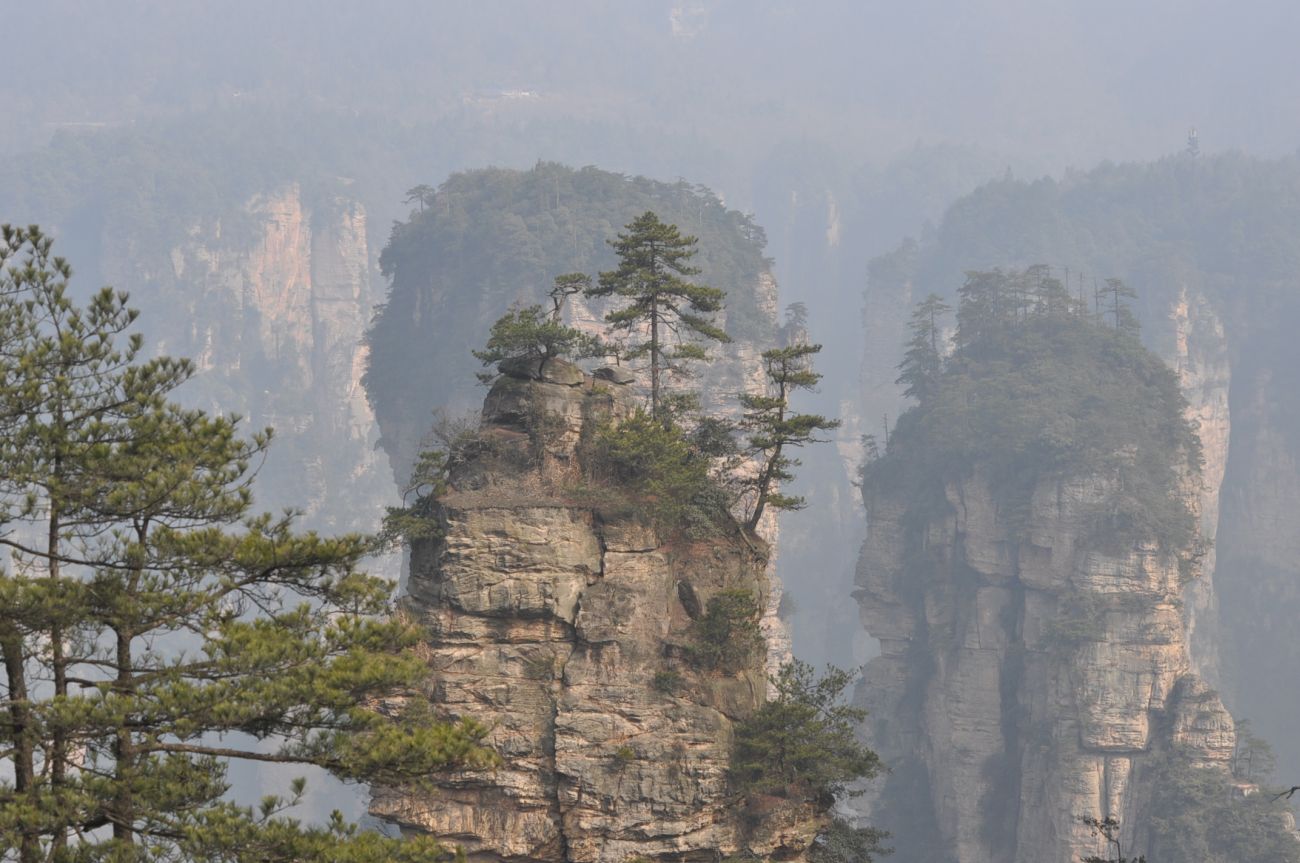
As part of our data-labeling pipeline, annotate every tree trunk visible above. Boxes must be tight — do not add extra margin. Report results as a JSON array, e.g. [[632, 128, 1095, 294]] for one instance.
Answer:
[[650, 295, 660, 419], [112, 625, 135, 846], [1, 627, 38, 863], [48, 483, 68, 857]]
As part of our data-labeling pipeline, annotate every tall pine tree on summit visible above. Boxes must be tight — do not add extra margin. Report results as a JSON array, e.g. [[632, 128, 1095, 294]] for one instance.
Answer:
[[585, 211, 729, 419], [0, 226, 496, 863], [895, 293, 950, 404]]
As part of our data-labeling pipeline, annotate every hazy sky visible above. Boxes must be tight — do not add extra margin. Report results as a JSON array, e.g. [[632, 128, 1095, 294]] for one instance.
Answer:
[[6, 1, 1300, 168]]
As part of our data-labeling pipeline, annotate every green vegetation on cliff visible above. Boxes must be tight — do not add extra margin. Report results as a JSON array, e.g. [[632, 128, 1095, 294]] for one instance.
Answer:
[[1146, 754, 1300, 863], [583, 408, 730, 535], [739, 343, 841, 531], [732, 661, 881, 801], [426, 209, 882, 855], [365, 163, 775, 445], [865, 266, 1201, 551], [584, 210, 730, 417]]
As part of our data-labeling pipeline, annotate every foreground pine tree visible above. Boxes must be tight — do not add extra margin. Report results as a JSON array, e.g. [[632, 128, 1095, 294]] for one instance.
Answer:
[[0, 226, 496, 862]]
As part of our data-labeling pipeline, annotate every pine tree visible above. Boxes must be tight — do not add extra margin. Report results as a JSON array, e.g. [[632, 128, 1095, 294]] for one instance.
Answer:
[[585, 211, 729, 418], [403, 184, 436, 213], [1102, 277, 1140, 333], [1081, 816, 1146, 863], [895, 293, 950, 403], [0, 226, 496, 862], [730, 660, 881, 799], [548, 272, 589, 321], [740, 343, 840, 532], [954, 269, 1007, 348], [1026, 264, 1073, 317], [472, 299, 603, 383]]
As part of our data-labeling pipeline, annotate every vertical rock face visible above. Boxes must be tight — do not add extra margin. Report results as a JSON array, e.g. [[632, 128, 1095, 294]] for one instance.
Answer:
[[857, 267, 1234, 665], [370, 360, 819, 862], [100, 184, 391, 532], [1168, 288, 1230, 682], [853, 467, 1234, 863]]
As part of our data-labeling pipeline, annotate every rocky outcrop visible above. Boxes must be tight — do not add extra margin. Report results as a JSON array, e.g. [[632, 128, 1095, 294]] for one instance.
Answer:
[[566, 270, 793, 688], [853, 467, 1235, 863], [370, 359, 820, 862], [855, 271, 1234, 677]]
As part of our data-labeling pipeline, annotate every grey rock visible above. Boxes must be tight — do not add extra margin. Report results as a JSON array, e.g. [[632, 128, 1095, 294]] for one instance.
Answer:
[[677, 580, 703, 620], [539, 358, 585, 386], [593, 365, 636, 385], [850, 466, 1245, 863]]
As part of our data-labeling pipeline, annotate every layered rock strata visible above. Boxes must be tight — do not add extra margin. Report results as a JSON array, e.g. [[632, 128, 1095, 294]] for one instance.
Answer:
[[854, 468, 1235, 863], [370, 358, 818, 862]]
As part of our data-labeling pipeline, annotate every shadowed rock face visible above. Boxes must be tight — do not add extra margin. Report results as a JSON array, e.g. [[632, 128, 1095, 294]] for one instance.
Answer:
[[851, 466, 1236, 863], [370, 361, 820, 863]]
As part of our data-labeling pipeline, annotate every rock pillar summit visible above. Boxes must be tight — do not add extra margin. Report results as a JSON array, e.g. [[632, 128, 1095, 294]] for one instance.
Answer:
[[370, 358, 819, 862]]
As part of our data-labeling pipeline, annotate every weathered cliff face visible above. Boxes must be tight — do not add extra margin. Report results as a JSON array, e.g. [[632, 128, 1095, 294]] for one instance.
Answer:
[[363, 168, 796, 668], [853, 468, 1234, 863], [1168, 288, 1231, 683], [370, 359, 819, 862], [98, 184, 391, 533], [848, 156, 1300, 781], [855, 276, 1235, 680]]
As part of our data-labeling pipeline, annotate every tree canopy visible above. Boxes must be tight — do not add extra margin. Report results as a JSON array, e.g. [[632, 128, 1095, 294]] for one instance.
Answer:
[[584, 210, 730, 418], [731, 660, 881, 802], [471, 303, 603, 380], [739, 343, 840, 532], [366, 164, 774, 435], [867, 266, 1201, 550], [0, 226, 495, 863]]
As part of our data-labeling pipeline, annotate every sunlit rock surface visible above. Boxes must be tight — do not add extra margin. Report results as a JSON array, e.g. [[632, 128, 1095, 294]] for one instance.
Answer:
[[370, 361, 820, 862]]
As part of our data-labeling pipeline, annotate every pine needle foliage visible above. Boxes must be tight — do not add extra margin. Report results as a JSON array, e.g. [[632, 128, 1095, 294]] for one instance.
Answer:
[[1080, 816, 1145, 863], [895, 293, 950, 404], [739, 343, 840, 532], [809, 817, 891, 863], [583, 409, 728, 536], [686, 589, 764, 674], [584, 211, 730, 418], [380, 448, 452, 547], [1145, 755, 1300, 863], [867, 267, 1201, 551], [471, 282, 603, 385], [730, 660, 881, 802], [0, 226, 496, 863]]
